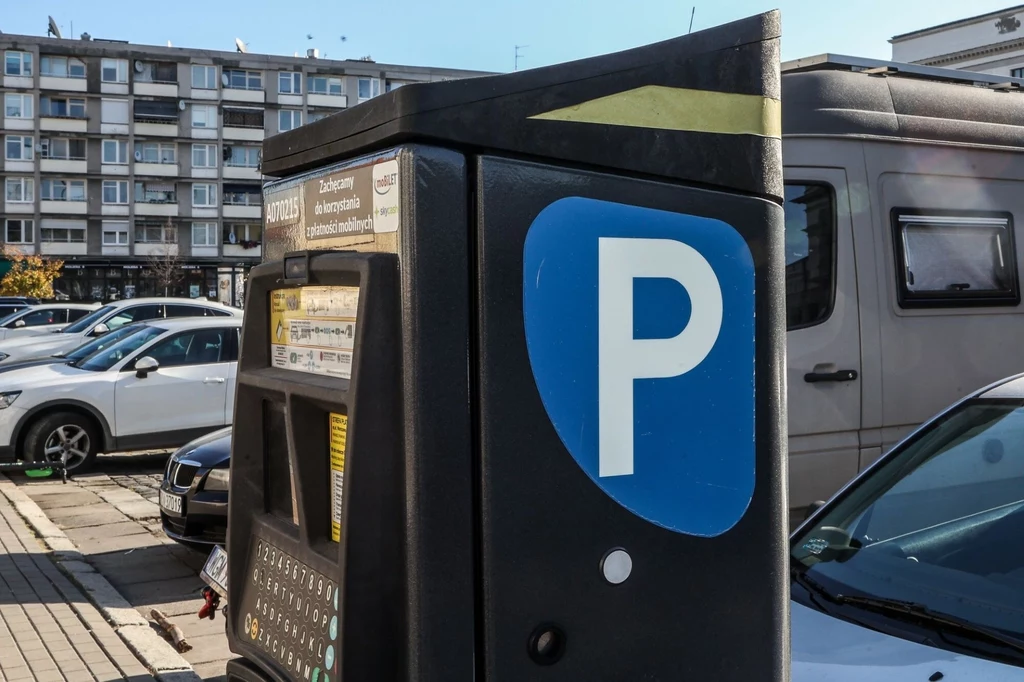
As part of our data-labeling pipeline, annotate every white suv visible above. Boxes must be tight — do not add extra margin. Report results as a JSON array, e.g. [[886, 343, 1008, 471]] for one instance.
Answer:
[[0, 303, 99, 341], [0, 297, 240, 364], [0, 317, 242, 473]]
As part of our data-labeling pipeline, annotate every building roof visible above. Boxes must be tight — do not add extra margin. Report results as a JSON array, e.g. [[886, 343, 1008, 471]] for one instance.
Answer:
[[780, 54, 1024, 147], [890, 5, 1024, 42], [0, 32, 495, 79]]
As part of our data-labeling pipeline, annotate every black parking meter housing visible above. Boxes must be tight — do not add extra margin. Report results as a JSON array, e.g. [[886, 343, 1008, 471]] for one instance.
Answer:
[[226, 10, 788, 682]]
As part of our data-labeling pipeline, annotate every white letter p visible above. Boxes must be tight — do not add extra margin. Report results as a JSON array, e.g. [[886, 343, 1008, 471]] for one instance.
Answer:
[[597, 237, 724, 478]]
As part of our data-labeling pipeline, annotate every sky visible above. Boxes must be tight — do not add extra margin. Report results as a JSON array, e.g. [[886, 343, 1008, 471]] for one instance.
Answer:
[[1, 1, 1018, 73]]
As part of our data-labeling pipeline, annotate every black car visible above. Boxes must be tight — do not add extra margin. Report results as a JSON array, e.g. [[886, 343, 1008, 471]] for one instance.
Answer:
[[159, 427, 231, 549]]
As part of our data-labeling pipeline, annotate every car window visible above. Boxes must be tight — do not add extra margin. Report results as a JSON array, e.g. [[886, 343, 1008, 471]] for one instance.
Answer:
[[205, 307, 234, 317], [17, 309, 59, 327], [64, 324, 150, 361], [104, 304, 163, 331], [63, 305, 116, 334], [0, 305, 27, 318], [75, 326, 166, 372], [166, 304, 211, 318], [66, 308, 91, 323], [139, 328, 231, 368]]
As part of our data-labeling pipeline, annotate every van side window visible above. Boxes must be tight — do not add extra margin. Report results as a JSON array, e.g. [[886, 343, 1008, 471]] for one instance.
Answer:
[[892, 210, 1018, 308], [784, 183, 835, 330]]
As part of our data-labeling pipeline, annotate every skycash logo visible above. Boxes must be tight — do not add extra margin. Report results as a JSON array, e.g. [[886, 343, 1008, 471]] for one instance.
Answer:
[[522, 197, 756, 537]]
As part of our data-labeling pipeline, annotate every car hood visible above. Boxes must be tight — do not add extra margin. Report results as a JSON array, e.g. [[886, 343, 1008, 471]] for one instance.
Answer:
[[792, 600, 1024, 681], [0, 357, 64, 374], [0, 333, 79, 359], [0, 361, 97, 390], [174, 427, 232, 468]]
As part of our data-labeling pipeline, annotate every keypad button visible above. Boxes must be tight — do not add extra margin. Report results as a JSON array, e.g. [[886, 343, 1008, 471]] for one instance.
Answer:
[[329, 616, 337, 641], [320, 612, 328, 633], [317, 638, 325, 662], [325, 645, 335, 670], [307, 573, 315, 592], [325, 583, 333, 603], [308, 635, 315, 655], [317, 577, 324, 597], [313, 608, 320, 628]]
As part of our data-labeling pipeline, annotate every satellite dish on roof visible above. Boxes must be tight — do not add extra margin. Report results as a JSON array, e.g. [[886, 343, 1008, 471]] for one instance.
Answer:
[[235, 38, 247, 53], [47, 16, 62, 39]]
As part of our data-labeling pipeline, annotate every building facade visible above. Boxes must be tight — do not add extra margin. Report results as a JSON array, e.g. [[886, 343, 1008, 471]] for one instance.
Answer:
[[1, 33, 492, 304], [890, 5, 1024, 77]]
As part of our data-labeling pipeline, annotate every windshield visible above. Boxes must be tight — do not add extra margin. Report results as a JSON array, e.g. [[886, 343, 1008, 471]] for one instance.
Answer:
[[74, 326, 165, 372], [62, 324, 149, 361], [61, 305, 115, 335], [792, 398, 1024, 650]]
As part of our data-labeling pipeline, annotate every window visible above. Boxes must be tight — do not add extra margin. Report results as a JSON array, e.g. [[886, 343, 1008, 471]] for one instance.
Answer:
[[1013, 68, 1024, 79], [5, 136, 33, 161], [5, 94, 33, 118], [192, 105, 217, 128], [102, 221, 129, 245], [5, 51, 32, 77], [40, 56, 86, 78], [140, 328, 230, 368], [192, 144, 217, 168], [41, 179, 86, 202], [225, 146, 260, 168], [357, 77, 380, 101], [41, 223, 86, 243], [102, 180, 129, 205], [192, 222, 218, 246], [101, 58, 128, 83], [784, 183, 836, 330], [101, 99, 130, 124], [134, 99, 179, 122], [42, 138, 87, 160], [279, 72, 302, 94], [224, 69, 263, 90], [278, 109, 301, 132], [307, 111, 330, 124], [893, 209, 1019, 307], [386, 80, 406, 92], [5, 219, 33, 244], [192, 184, 217, 207], [307, 75, 343, 95], [134, 182, 176, 204], [223, 223, 262, 245], [223, 107, 263, 128], [192, 65, 218, 90], [5, 178, 34, 203], [134, 221, 177, 244], [136, 61, 177, 84], [223, 184, 261, 206], [103, 139, 128, 164], [40, 96, 86, 118], [137, 142, 176, 164]]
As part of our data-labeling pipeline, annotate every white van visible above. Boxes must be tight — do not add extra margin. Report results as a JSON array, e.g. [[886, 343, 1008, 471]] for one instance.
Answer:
[[780, 55, 1024, 514]]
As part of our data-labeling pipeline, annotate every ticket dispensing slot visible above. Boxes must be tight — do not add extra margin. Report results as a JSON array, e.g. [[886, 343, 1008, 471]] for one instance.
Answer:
[[229, 252, 403, 682]]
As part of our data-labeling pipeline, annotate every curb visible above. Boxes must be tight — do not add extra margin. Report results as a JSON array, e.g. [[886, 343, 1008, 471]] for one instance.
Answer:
[[0, 474, 202, 682]]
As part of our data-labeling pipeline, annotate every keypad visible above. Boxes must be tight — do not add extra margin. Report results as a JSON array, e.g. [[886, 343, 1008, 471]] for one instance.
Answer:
[[241, 537, 339, 681]]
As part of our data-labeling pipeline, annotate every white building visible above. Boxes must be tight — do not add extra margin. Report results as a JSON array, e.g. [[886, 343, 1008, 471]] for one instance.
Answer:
[[890, 4, 1024, 77]]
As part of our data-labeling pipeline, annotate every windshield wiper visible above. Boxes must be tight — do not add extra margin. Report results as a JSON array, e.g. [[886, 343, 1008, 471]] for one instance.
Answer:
[[836, 594, 1024, 657]]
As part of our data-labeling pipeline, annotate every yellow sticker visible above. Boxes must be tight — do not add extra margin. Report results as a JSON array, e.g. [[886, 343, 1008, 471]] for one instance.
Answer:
[[329, 413, 347, 543], [269, 287, 360, 379]]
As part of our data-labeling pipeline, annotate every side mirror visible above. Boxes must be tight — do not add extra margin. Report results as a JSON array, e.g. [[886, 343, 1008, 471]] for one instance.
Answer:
[[803, 500, 826, 522], [92, 323, 110, 336], [135, 356, 160, 379], [13, 319, 26, 328]]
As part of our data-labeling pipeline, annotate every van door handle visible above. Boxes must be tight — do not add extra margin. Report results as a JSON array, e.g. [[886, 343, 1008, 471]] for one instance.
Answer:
[[203, 377, 226, 384], [804, 369, 858, 383]]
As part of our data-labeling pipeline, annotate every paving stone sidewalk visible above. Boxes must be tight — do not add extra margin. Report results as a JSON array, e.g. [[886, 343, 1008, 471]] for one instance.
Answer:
[[9, 464, 236, 681], [0, 488, 155, 682]]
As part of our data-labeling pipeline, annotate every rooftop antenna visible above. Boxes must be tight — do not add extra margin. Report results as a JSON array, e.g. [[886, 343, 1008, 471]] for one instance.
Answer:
[[688, 7, 696, 33], [47, 16, 62, 39], [235, 37, 248, 53], [515, 44, 528, 71]]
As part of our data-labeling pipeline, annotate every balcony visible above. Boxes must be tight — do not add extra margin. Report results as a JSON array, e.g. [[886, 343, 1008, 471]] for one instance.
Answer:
[[134, 60, 180, 99], [224, 243, 262, 258], [40, 117, 88, 133], [3, 202, 33, 215], [3, 75, 32, 89], [223, 204, 260, 219], [135, 162, 180, 177], [3, 117, 33, 131], [135, 242, 179, 257], [223, 126, 265, 142], [222, 88, 265, 104], [134, 101, 180, 136], [224, 164, 261, 181], [39, 76, 88, 92], [101, 164, 130, 176], [307, 94, 348, 109], [41, 200, 88, 215], [40, 159, 88, 174], [135, 200, 179, 217], [134, 121, 179, 137], [41, 241, 87, 256], [101, 204, 129, 216]]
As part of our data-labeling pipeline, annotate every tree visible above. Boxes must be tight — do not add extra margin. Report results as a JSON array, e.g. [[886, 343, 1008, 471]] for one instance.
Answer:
[[145, 217, 183, 296], [0, 247, 64, 299]]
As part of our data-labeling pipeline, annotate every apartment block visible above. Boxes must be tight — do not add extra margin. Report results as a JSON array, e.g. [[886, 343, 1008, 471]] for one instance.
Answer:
[[1, 32, 492, 303]]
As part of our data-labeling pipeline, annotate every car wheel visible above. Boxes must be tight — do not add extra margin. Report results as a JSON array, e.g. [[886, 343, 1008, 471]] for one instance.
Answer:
[[23, 412, 99, 474]]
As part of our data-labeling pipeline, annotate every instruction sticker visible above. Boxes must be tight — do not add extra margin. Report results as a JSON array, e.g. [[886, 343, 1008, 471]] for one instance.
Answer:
[[329, 413, 348, 543], [269, 286, 360, 379]]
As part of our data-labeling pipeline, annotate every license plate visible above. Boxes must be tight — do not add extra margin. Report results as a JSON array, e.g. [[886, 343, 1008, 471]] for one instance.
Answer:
[[159, 489, 183, 516], [201, 545, 228, 598]]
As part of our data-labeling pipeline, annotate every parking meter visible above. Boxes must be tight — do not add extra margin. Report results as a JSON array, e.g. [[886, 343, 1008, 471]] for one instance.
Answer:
[[226, 10, 788, 682]]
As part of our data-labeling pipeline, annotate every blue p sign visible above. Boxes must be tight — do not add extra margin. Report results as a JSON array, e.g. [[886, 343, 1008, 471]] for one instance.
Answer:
[[523, 197, 756, 537]]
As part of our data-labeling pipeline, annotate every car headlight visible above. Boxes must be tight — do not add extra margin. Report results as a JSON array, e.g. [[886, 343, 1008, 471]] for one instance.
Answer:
[[204, 468, 230, 491], [0, 392, 21, 409]]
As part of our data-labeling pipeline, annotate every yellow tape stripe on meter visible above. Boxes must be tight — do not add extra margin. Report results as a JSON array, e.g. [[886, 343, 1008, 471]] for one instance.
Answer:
[[329, 413, 347, 543]]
